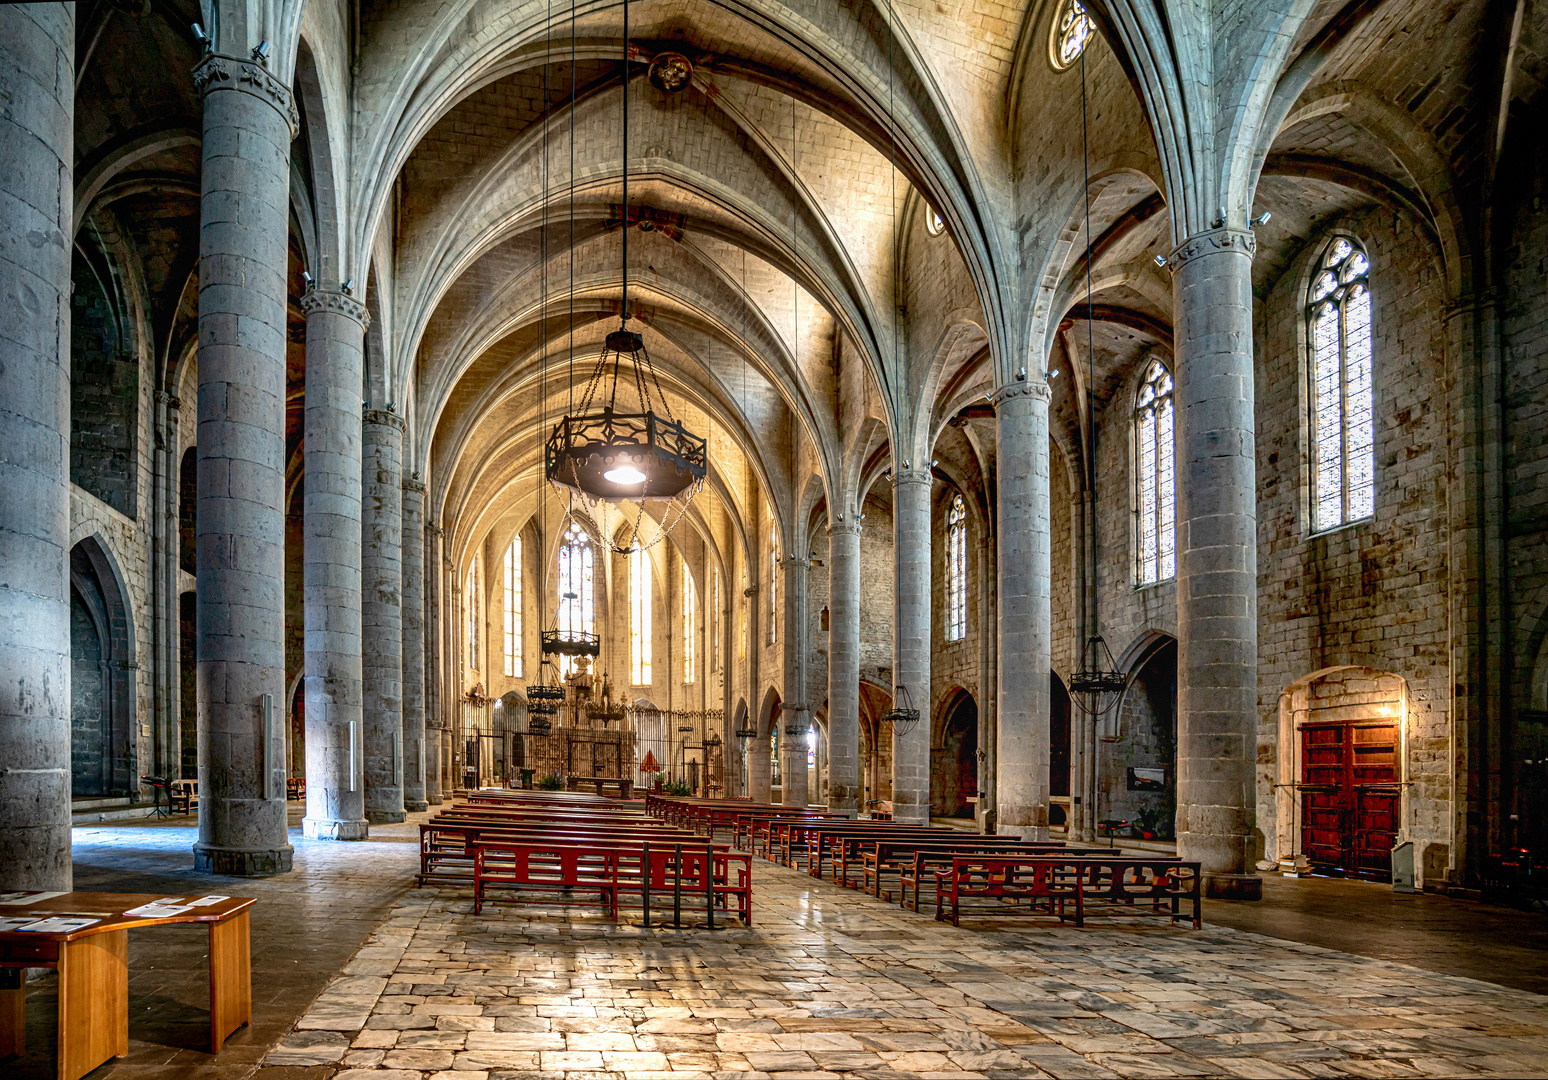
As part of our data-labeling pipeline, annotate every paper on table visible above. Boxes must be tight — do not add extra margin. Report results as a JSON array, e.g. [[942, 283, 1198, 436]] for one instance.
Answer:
[[123, 903, 194, 918], [17, 917, 100, 933], [0, 917, 37, 932], [0, 891, 68, 906], [185, 896, 231, 907]]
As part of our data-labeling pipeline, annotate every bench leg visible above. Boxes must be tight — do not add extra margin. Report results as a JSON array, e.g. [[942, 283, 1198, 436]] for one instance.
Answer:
[[0, 967, 24, 1058], [57, 930, 128, 1080], [209, 911, 252, 1052]]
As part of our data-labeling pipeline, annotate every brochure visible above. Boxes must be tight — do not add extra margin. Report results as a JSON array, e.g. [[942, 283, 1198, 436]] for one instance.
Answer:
[[123, 902, 194, 919], [16, 917, 100, 933], [0, 891, 68, 906], [185, 896, 230, 907]]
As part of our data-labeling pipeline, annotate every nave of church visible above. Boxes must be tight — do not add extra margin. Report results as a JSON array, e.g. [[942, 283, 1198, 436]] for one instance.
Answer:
[[4, 0, 1548, 1076]]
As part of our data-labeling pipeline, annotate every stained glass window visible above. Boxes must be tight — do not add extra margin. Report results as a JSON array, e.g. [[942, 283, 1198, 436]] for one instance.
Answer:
[[770, 727, 781, 787], [465, 559, 480, 673], [946, 495, 967, 641], [631, 545, 652, 685], [558, 522, 593, 676], [711, 568, 721, 672], [767, 516, 778, 645], [682, 560, 696, 684], [1134, 357, 1175, 585], [1309, 236, 1375, 532], [502, 536, 521, 678], [1051, 0, 1095, 70], [926, 207, 945, 237]]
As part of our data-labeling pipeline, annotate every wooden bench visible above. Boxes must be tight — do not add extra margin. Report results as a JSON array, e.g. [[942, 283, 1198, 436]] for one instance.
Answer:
[[1078, 857, 1201, 929], [613, 842, 754, 926], [897, 843, 1114, 909], [933, 856, 1084, 926], [418, 820, 698, 886], [168, 779, 198, 815], [805, 825, 995, 882], [473, 841, 620, 916]]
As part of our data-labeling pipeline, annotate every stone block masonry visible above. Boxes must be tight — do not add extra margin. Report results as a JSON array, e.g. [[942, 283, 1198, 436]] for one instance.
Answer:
[[191, 52, 298, 877], [363, 410, 406, 824]]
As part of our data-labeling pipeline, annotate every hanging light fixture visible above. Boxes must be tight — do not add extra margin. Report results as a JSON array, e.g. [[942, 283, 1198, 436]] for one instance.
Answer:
[[546, 0, 707, 552], [881, 684, 921, 738], [1064, 25, 1124, 719]]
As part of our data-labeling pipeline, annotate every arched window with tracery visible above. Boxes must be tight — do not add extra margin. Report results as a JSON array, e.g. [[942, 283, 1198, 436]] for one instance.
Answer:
[[682, 560, 696, 685], [558, 522, 594, 675], [1309, 236, 1375, 532], [465, 559, 480, 674], [1050, 0, 1095, 70], [1134, 357, 1175, 586], [946, 495, 967, 641], [502, 536, 521, 678], [630, 545, 652, 686], [767, 514, 778, 645]]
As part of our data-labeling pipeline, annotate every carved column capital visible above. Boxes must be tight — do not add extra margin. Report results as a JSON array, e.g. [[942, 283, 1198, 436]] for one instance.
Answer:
[[192, 53, 300, 138], [363, 408, 407, 434], [826, 519, 862, 537], [1166, 226, 1256, 271], [301, 288, 370, 328], [990, 380, 1051, 409], [891, 467, 933, 487], [403, 474, 427, 495]]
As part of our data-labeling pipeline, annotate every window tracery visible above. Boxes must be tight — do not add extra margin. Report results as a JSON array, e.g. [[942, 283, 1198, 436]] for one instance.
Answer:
[[1135, 357, 1175, 586], [502, 536, 521, 678], [465, 559, 480, 674], [558, 522, 593, 676], [946, 495, 967, 641], [926, 207, 945, 236], [683, 560, 696, 685], [631, 545, 652, 685], [1050, 0, 1095, 71], [1309, 236, 1375, 532]]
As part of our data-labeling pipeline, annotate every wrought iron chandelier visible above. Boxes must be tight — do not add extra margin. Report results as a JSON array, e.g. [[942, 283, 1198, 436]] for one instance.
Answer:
[[545, 0, 706, 553], [881, 684, 921, 738], [525, 656, 564, 738], [1068, 634, 1125, 716]]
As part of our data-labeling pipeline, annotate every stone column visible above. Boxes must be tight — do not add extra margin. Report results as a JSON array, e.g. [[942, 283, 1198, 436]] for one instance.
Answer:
[[191, 52, 298, 876], [362, 410, 405, 823], [993, 381, 1052, 840], [425, 522, 444, 804], [1169, 227, 1261, 899], [826, 519, 862, 815], [892, 468, 932, 824], [780, 558, 811, 807], [0, 3, 73, 892], [402, 474, 428, 812], [300, 289, 368, 841]]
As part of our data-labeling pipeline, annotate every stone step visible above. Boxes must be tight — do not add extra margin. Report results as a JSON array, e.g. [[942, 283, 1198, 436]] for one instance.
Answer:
[[71, 797, 164, 825]]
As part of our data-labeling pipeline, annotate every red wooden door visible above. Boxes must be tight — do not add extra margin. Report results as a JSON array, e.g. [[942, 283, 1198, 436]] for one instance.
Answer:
[[1300, 718, 1401, 880]]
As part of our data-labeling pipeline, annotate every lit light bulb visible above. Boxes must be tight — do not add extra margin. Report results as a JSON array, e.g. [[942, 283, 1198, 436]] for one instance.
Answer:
[[604, 465, 648, 485]]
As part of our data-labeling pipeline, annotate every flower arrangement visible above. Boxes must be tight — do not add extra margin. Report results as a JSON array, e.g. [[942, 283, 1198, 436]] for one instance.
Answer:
[[535, 771, 564, 791]]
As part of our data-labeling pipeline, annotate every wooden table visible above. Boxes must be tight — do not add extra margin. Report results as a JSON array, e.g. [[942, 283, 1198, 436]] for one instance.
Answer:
[[0, 891, 255, 1080]]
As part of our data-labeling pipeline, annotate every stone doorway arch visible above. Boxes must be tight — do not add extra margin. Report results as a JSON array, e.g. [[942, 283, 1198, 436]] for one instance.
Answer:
[[69, 535, 137, 798]]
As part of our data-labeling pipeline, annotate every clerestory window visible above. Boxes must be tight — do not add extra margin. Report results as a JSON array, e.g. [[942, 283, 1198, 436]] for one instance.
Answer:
[[1050, 0, 1095, 71], [1134, 357, 1176, 586], [631, 545, 652, 686], [946, 495, 967, 641], [558, 522, 593, 676], [502, 536, 522, 678], [1308, 236, 1375, 532]]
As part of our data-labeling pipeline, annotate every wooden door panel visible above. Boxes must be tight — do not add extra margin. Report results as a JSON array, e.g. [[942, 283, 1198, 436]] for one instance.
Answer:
[[1300, 718, 1401, 881]]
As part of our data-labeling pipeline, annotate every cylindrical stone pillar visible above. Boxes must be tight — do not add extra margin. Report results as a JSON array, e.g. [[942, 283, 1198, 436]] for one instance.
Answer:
[[300, 290, 368, 841], [1170, 227, 1261, 899], [402, 475, 428, 812], [362, 410, 405, 823], [891, 468, 932, 825], [0, 3, 74, 892], [424, 522, 444, 804], [826, 520, 861, 815], [994, 381, 1052, 840], [191, 52, 298, 876], [780, 558, 810, 808]]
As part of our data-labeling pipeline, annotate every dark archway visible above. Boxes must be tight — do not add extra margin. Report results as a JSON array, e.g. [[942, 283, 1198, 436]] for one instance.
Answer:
[[70, 536, 136, 798], [1050, 674, 1072, 826], [1109, 638, 1178, 837], [179, 590, 197, 777], [932, 690, 978, 818]]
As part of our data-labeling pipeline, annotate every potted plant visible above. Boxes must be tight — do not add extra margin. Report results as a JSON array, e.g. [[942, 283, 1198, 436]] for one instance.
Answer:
[[536, 771, 564, 791]]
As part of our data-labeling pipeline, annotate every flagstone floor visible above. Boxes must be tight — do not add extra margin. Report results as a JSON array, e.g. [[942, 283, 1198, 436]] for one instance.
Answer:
[[261, 861, 1548, 1080]]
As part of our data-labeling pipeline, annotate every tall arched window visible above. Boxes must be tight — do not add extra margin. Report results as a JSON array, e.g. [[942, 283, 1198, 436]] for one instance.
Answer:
[[682, 560, 696, 684], [1050, 0, 1095, 70], [946, 495, 967, 641], [465, 559, 480, 673], [558, 522, 593, 675], [1309, 236, 1375, 532], [502, 536, 521, 678], [630, 545, 652, 685], [711, 567, 721, 673], [767, 516, 778, 645], [1134, 357, 1176, 585]]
